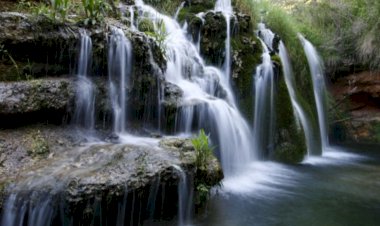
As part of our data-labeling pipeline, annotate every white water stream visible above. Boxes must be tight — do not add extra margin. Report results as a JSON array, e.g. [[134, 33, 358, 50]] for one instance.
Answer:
[[299, 35, 329, 151], [108, 28, 133, 134], [73, 32, 95, 130], [135, 0, 255, 176]]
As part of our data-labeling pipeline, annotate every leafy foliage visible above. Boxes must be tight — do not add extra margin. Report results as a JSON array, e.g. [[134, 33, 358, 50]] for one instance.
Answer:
[[143, 19, 168, 57], [51, 0, 71, 21], [279, 0, 380, 75], [191, 129, 213, 170], [81, 0, 111, 25]]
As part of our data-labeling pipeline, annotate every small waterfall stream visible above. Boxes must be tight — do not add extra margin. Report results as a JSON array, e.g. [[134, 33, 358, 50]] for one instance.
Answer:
[[252, 39, 275, 156], [279, 42, 316, 155], [173, 165, 193, 226], [73, 32, 96, 130], [215, 0, 233, 84], [108, 28, 133, 134], [299, 35, 329, 150]]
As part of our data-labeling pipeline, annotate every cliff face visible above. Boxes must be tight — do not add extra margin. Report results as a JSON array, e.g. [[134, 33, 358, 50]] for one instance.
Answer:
[[330, 71, 380, 143]]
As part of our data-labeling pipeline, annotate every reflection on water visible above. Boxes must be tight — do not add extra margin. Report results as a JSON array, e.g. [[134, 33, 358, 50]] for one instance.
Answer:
[[192, 145, 380, 226]]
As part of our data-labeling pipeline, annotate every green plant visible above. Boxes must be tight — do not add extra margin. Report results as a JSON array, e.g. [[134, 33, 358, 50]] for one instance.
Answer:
[[28, 130, 50, 157], [81, 0, 111, 25], [51, 0, 71, 22], [17, 0, 33, 11], [144, 19, 168, 57], [195, 183, 210, 205], [191, 129, 213, 169]]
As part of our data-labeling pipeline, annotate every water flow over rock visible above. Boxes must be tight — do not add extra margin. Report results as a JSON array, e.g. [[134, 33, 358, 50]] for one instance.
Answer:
[[73, 32, 96, 130], [299, 35, 329, 151], [108, 28, 133, 133], [173, 165, 193, 226], [135, 0, 254, 176], [279, 42, 316, 155], [215, 0, 233, 83], [252, 39, 275, 157]]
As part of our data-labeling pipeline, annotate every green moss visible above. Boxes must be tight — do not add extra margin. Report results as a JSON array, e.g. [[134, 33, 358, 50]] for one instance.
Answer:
[[177, 1, 216, 23], [271, 54, 281, 65], [274, 76, 307, 163], [231, 35, 262, 122]]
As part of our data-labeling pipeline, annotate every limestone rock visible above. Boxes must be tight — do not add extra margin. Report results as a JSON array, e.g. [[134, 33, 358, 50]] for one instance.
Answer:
[[0, 78, 75, 115]]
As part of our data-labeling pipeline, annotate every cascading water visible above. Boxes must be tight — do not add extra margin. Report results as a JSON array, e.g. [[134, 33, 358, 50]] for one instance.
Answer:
[[299, 34, 329, 150], [214, 0, 233, 83], [173, 165, 192, 226], [73, 32, 96, 130], [279, 42, 316, 155], [135, 0, 254, 176], [257, 23, 275, 51], [252, 39, 275, 156], [108, 28, 133, 134]]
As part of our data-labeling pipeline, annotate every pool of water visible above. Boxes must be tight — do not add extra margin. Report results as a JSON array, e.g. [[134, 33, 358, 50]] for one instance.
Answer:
[[160, 145, 380, 226], [194, 145, 380, 226]]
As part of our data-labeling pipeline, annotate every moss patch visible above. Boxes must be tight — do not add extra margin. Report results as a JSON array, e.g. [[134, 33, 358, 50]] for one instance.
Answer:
[[274, 69, 307, 163], [231, 34, 262, 122]]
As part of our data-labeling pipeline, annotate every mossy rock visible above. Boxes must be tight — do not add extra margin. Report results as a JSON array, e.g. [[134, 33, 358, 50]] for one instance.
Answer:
[[199, 12, 226, 65], [231, 34, 262, 122], [273, 70, 307, 163]]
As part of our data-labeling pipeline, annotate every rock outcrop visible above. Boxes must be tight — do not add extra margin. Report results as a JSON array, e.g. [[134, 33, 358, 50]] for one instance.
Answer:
[[0, 78, 74, 114], [330, 71, 380, 143], [0, 125, 223, 223]]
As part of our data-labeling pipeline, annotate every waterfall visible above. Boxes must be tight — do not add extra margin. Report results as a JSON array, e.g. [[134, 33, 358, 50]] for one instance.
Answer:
[[299, 35, 329, 150], [252, 39, 275, 157], [135, 0, 254, 176], [174, 1, 185, 20], [108, 28, 133, 134], [173, 165, 192, 226], [257, 23, 276, 51], [279, 42, 316, 155], [215, 0, 233, 84], [129, 6, 136, 30], [73, 32, 95, 130]]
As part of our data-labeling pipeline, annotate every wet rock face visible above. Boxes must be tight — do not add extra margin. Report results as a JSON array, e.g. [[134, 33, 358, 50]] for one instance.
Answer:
[[200, 12, 227, 65]]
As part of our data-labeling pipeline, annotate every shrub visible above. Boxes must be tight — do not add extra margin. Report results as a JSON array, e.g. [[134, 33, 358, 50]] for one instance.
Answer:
[[191, 129, 213, 170]]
